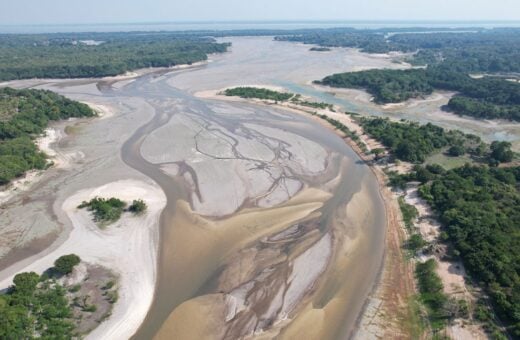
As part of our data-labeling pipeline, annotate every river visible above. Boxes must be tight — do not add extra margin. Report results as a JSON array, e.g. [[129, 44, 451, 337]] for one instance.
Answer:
[[1, 36, 517, 339]]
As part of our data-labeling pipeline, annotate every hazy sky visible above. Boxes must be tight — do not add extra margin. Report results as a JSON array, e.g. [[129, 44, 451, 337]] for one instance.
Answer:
[[1, 0, 520, 25]]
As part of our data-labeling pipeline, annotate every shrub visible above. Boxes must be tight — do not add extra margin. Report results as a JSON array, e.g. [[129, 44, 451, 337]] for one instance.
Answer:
[[78, 197, 126, 223], [54, 254, 81, 275], [408, 234, 427, 252], [448, 145, 465, 156], [128, 199, 147, 215]]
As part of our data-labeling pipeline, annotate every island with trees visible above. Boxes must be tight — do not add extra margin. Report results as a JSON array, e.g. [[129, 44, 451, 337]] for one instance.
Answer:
[[223, 87, 294, 101], [309, 47, 331, 52], [223, 87, 334, 110]]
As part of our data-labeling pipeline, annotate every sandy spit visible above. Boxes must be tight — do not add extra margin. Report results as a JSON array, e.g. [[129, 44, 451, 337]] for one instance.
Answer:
[[0, 179, 167, 340], [81, 101, 115, 120]]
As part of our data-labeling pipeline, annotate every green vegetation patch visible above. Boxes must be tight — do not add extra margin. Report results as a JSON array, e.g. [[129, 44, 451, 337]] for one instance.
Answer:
[[398, 196, 419, 231], [224, 87, 294, 101], [316, 63, 520, 121], [425, 152, 475, 170], [309, 47, 331, 52], [54, 254, 81, 275], [359, 117, 482, 163], [0, 272, 74, 338], [0, 33, 229, 80], [0, 87, 95, 186], [128, 199, 147, 215], [415, 259, 450, 331], [78, 197, 149, 225], [318, 69, 433, 104], [0, 254, 83, 339], [418, 165, 520, 336], [78, 197, 126, 224]]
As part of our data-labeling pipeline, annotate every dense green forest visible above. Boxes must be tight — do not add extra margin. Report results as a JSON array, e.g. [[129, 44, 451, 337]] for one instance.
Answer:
[[0, 32, 229, 80], [318, 69, 434, 103], [318, 68, 520, 121], [417, 165, 520, 337], [0, 255, 82, 338], [359, 117, 483, 163], [0, 87, 94, 185], [0, 272, 74, 338]]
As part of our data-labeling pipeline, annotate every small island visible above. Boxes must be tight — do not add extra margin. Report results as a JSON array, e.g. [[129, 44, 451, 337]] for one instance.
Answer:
[[310, 47, 331, 52], [223, 87, 334, 110], [78, 197, 148, 225]]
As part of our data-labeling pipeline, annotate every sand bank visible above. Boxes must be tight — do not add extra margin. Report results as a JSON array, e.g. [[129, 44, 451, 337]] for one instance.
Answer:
[[82, 101, 115, 120], [0, 179, 166, 339]]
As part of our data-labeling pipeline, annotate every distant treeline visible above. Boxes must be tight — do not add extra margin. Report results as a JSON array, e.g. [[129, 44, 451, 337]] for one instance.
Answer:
[[0, 87, 94, 185], [276, 28, 520, 74], [279, 28, 520, 122], [0, 32, 229, 80]]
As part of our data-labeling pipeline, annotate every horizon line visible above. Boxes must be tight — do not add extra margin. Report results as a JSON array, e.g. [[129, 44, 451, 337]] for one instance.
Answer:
[[3, 19, 520, 27]]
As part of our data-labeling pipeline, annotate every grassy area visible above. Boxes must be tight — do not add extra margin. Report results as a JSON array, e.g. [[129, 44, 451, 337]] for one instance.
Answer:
[[425, 152, 474, 170], [415, 259, 450, 331], [403, 296, 428, 339], [291, 95, 334, 110], [398, 196, 419, 231]]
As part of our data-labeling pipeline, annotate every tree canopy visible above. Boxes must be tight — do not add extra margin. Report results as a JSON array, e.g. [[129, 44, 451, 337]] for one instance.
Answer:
[[418, 165, 520, 336], [0, 32, 229, 80], [0, 87, 95, 186], [54, 254, 81, 275]]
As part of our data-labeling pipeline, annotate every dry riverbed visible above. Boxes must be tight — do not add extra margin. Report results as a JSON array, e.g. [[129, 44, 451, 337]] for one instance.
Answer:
[[1, 37, 451, 339]]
